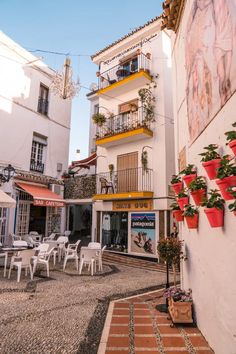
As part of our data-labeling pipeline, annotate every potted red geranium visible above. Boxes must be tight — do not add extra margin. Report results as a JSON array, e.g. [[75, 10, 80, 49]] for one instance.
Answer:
[[199, 144, 221, 180], [228, 187, 236, 217], [225, 122, 236, 157], [202, 189, 225, 228], [188, 176, 207, 206], [180, 164, 197, 187], [171, 202, 184, 222], [183, 204, 199, 229], [170, 175, 183, 195], [176, 190, 189, 210], [215, 155, 236, 200]]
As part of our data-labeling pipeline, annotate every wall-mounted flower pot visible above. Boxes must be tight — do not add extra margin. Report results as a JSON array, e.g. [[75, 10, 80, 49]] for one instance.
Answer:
[[177, 197, 189, 210], [173, 209, 184, 222], [182, 174, 197, 187], [204, 207, 224, 227], [185, 213, 199, 229], [216, 176, 236, 200], [171, 182, 183, 195], [202, 159, 221, 180], [229, 140, 236, 157], [190, 189, 206, 206]]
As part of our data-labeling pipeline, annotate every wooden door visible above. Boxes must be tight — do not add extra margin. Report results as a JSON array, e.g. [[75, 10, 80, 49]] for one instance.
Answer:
[[117, 152, 138, 192]]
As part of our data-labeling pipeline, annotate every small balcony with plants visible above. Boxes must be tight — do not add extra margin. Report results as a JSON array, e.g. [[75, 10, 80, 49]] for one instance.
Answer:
[[93, 167, 153, 200], [96, 52, 152, 97]]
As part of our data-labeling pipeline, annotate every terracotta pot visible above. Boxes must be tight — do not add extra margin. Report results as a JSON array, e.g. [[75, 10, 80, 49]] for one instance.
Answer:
[[173, 209, 184, 222], [190, 188, 206, 206], [177, 197, 189, 210], [171, 182, 183, 195], [216, 176, 236, 200], [229, 139, 236, 157], [182, 174, 197, 187], [204, 207, 224, 227], [202, 159, 221, 180], [185, 213, 199, 229]]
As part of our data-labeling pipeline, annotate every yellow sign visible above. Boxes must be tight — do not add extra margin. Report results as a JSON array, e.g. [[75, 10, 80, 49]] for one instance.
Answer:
[[112, 199, 153, 211]]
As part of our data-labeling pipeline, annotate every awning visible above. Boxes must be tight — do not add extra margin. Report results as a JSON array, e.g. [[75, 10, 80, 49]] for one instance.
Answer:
[[16, 182, 65, 207], [70, 152, 97, 170], [0, 190, 16, 208]]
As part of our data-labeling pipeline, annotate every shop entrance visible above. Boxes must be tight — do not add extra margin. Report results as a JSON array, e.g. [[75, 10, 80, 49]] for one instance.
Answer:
[[68, 204, 92, 245], [29, 205, 46, 235], [102, 212, 128, 252]]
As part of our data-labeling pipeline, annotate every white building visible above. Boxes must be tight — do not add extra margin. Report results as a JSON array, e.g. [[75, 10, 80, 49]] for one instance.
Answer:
[[88, 16, 175, 257], [162, 0, 236, 353], [0, 31, 72, 241]]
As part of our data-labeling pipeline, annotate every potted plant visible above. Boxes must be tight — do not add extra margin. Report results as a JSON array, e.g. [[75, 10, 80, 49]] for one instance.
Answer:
[[199, 144, 221, 180], [176, 190, 189, 210], [141, 151, 148, 172], [164, 287, 193, 324], [170, 175, 183, 195], [171, 202, 184, 222], [202, 189, 225, 227], [225, 122, 236, 156], [92, 113, 106, 127], [188, 176, 207, 206], [182, 204, 199, 229], [180, 164, 197, 187], [228, 187, 236, 216], [215, 155, 236, 200], [108, 164, 114, 180]]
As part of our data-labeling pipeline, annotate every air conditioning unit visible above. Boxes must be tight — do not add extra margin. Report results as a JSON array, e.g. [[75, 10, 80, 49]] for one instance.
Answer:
[[57, 163, 63, 172], [49, 184, 63, 196]]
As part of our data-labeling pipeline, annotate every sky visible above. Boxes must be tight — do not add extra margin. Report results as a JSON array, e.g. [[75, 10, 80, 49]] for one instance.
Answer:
[[0, 0, 163, 163]]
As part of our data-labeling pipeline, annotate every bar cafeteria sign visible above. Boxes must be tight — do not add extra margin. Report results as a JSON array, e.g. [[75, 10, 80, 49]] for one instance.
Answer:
[[34, 199, 64, 207], [112, 199, 153, 211]]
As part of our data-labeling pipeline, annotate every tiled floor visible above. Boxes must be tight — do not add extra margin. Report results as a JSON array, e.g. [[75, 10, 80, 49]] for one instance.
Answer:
[[98, 289, 214, 354]]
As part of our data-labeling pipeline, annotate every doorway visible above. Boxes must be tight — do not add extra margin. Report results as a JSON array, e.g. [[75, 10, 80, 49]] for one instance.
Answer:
[[29, 205, 46, 235]]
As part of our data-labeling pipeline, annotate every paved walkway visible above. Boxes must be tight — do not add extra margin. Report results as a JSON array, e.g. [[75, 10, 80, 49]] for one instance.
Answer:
[[98, 289, 214, 354]]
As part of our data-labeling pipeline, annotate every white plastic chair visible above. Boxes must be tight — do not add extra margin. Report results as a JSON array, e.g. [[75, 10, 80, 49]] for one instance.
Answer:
[[53, 236, 68, 265], [88, 242, 101, 249], [0, 242, 8, 277], [8, 249, 35, 282], [96, 245, 106, 271], [79, 247, 99, 276], [43, 233, 56, 242], [13, 240, 28, 248], [33, 247, 55, 277], [63, 240, 81, 271]]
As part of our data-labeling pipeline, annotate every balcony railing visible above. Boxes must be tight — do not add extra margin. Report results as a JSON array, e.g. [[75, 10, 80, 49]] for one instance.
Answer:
[[96, 107, 152, 140], [96, 167, 153, 195], [98, 53, 150, 89], [37, 97, 49, 115], [30, 160, 44, 174]]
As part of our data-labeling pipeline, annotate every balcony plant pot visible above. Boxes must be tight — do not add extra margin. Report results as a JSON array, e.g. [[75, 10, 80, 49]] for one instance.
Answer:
[[229, 139, 236, 156], [173, 209, 184, 222], [171, 182, 183, 195], [182, 174, 197, 187], [190, 188, 206, 206], [204, 207, 224, 227], [215, 176, 236, 200], [185, 213, 199, 229], [177, 197, 189, 210], [202, 159, 221, 180]]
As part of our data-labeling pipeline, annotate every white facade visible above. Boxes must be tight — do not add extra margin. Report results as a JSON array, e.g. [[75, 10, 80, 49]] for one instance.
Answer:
[[0, 31, 72, 239], [170, 1, 236, 353]]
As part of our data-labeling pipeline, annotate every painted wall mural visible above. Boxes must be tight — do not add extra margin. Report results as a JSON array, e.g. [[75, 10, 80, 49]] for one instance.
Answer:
[[185, 0, 236, 141]]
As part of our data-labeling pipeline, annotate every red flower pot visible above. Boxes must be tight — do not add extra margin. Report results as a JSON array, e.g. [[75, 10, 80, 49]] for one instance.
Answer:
[[182, 174, 197, 187], [177, 197, 189, 210], [204, 207, 224, 227], [202, 159, 221, 180], [185, 213, 199, 229], [190, 189, 206, 206], [171, 182, 183, 195], [234, 211, 236, 217], [216, 176, 236, 200], [173, 209, 184, 222], [229, 139, 236, 157]]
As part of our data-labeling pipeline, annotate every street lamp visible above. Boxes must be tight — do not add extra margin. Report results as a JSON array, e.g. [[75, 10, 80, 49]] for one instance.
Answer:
[[0, 164, 15, 184]]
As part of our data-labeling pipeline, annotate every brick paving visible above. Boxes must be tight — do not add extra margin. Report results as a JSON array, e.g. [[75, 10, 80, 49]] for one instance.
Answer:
[[98, 289, 215, 354]]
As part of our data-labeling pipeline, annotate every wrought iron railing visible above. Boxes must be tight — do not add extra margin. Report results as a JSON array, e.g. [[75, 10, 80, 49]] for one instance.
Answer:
[[96, 107, 152, 140], [37, 97, 49, 115], [96, 167, 153, 195], [30, 160, 44, 173], [98, 53, 150, 89]]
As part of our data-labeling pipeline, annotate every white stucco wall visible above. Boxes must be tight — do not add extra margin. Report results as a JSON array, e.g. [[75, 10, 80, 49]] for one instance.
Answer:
[[171, 1, 236, 353]]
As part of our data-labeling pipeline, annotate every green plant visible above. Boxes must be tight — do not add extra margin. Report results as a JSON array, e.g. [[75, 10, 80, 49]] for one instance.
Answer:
[[177, 189, 188, 198], [171, 175, 181, 184], [229, 200, 236, 212], [202, 189, 225, 209], [225, 122, 236, 143], [170, 202, 181, 210], [141, 151, 148, 171], [182, 204, 198, 216], [188, 176, 207, 191], [216, 155, 236, 179], [108, 164, 114, 180], [180, 164, 196, 175], [228, 187, 236, 212], [92, 113, 106, 126], [138, 80, 156, 123], [199, 144, 221, 162]]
